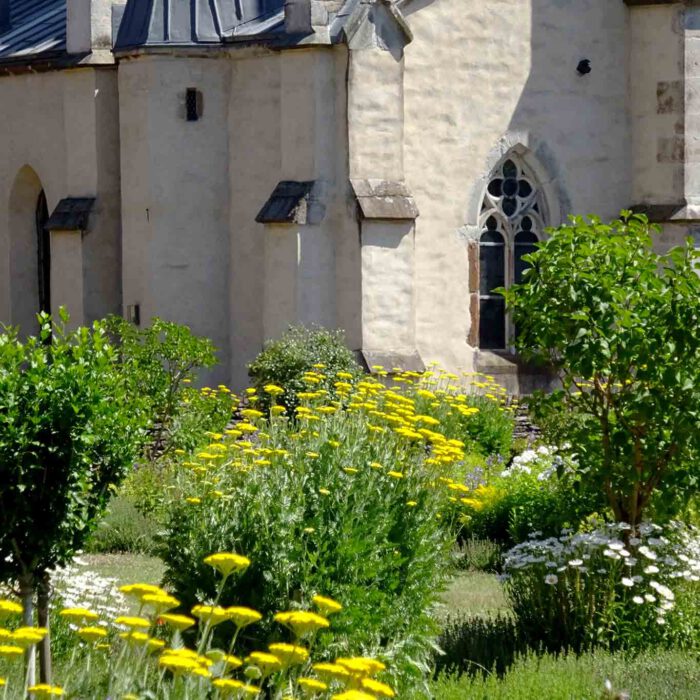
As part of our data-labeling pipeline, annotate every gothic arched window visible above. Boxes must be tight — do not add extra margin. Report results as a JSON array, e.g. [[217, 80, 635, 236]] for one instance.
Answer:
[[478, 158, 545, 349]]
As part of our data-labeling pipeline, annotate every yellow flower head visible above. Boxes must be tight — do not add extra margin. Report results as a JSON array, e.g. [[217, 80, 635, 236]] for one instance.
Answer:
[[27, 685, 64, 697], [59, 607, 99, 623], [336, 657, 386, 678], [264, 384, 285, 396], [298, 677, 329, 695], [212, 678, 245, 695], [268, 643, 309, 666], [77, 626, 108, 643], [0, 600, 23, 619], [119, 583, 166, 601], [245, 651, 282, 675], [142, 593, 180, 614], [241, 409, 264, 421], [311, 595, 342, 615], [159, 613, 196, 631], [11, 627, 47, 648], [119, 631, 151, 645], [203, 552, 251, 577], [191, 605, 229, 626], [331, 691, 376, 700], [206, 649, 243, 668], [311, 663, 351, 683], [361, 678, 396, 697], [114, 616, 150, 630], [274, 611, 330, 638], [387, 471, 404, 480], [0, 645, 25, 659], [270, 405, 286, 416], [225, 606, 263, 628]]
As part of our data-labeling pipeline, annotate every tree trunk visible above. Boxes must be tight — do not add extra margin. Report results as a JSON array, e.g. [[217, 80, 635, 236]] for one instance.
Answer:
[[19, 575, 36, 690], [37, 572, 52, 684]]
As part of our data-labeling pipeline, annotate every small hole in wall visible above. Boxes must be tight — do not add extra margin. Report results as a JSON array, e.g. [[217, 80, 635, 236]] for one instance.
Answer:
[[186, 88, 202, 121]]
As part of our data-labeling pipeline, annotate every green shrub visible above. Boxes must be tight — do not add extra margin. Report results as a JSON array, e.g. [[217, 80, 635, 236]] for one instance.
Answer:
[[247, 325, 362, 416], [85, 495, 160, 555], [429, 649, 700, 700], [459, 447, 598, 545], [160, 371, 469, 691], [503, 521, 700, 653], [106, 316, 230, 459]]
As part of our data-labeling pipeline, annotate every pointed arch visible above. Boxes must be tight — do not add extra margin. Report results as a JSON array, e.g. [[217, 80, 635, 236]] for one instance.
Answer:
[[8, 165, 50, 336], [466, 137, 567, 350]]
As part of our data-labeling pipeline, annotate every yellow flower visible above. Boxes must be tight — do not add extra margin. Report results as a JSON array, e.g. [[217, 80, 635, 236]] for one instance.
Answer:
[[212, 678, 245, 695], [159, 655, 199, 674], [270, 405, 286, 416], [361, 678, 395, 697], [264, 384, 285, 396], [27, 685, 64, 697], [0, 645, 24, 658], [206, 650, 243, 668], [0, 600, 22, 619], [191, 605, 229, 626], [311, 662, 351, 682], [331, 691, 376, 700], [158, 613, 195, 631], [0, 679, 5, 688], [114, 616, 151, 630], [387, 471, 404, 479], [343, 467, 359, 475], [59, 607, 99, 623], [225, 606, 263, 628], [274, 611, 330, 637], [119, 583, 166, 600], [11, 627, 47, 648], [336, 657, 386, 677], [319, 488, 331, 496], [119, 631, 151, 645], [268, 643, 309, 666], [298, 677, 328, 695], [406, 500, 417, 507], [241, 409, 264, 420], [77, 626, 108, 643], [245, 651, 282, 675], [312, 595, 342, 615], [186, 497, 202, 505], [203, 552, 251, 577], [142, 593, 180, 614]]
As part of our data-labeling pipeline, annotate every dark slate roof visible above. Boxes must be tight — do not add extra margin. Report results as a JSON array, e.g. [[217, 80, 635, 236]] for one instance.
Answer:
[[45, 197, 95, 231], [114, 0, 288, 51], [0, 0, 67, 63]]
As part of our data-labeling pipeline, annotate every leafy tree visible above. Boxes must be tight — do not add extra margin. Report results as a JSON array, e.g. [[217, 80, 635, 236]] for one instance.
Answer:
[[106, 316, 219, 458], [0, 312, 148, 680], [501, 212, 700, 526]]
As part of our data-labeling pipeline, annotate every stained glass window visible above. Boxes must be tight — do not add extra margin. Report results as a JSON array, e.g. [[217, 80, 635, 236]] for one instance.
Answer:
[[478, 158, 545, 349]]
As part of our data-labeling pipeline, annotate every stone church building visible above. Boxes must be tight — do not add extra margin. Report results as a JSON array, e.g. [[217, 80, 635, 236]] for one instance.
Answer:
[[0, 0, 694, 390]]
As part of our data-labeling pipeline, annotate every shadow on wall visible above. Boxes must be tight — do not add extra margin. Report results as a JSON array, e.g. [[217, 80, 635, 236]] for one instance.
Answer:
[[505, 0, 631, 222], [8, 165, 48, 338]]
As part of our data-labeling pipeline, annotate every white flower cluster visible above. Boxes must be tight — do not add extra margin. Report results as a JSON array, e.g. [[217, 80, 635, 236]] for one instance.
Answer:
[[502, 521, 700, 625], [50, 556, 128, 624], [501, 444, 575, 481]]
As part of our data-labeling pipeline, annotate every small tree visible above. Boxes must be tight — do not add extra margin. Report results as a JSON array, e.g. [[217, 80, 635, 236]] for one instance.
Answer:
[[106, 316, 219, 458], [502, 212, 700, 527], [0, 312, 148, 681]]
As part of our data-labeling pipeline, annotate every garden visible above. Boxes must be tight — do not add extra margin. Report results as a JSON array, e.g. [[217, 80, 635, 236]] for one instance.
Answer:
[[1, 212, 700, 698]]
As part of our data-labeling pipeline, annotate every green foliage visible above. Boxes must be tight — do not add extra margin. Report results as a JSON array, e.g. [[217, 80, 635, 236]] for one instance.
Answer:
[[0, 313, 148, 583], [85, 495, 160, 555], [502, 212, 700, 525], [429, 649, 700, 700], [106, 316, 226, 458], [247, 325, 362, 415], [459, 448, 598, 546]]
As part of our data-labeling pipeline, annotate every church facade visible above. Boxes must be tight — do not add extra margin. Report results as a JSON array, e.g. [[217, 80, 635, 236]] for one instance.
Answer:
[[0, 0, 694, 390]]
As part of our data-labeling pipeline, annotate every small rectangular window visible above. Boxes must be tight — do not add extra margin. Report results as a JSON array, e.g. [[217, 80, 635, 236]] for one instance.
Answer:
[[186, 88, 200, 122]]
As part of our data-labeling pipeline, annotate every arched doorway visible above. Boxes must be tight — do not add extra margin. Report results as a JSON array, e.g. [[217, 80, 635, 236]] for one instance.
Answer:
[[8, 166, 50, 335], [35, 190, 50, 315]]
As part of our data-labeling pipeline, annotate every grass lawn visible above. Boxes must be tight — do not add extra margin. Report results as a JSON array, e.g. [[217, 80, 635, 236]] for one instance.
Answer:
[[438, 571, 510, 619]]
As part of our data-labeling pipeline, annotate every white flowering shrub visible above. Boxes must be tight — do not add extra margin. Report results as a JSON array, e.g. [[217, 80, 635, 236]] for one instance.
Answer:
[[502, 522, 700, 651], [500, 445, 574, 481]]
